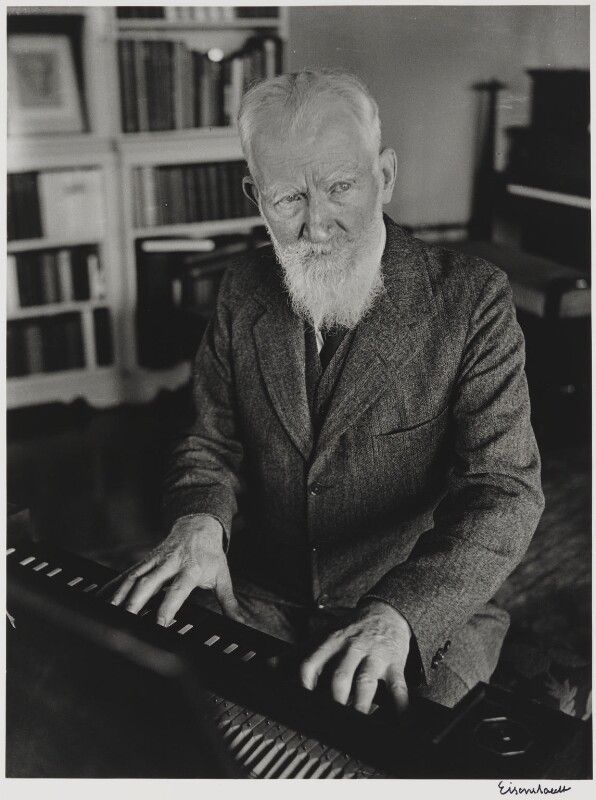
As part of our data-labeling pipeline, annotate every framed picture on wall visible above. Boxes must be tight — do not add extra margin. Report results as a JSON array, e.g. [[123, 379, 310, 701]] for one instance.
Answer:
[[8, 34, 84, 136]]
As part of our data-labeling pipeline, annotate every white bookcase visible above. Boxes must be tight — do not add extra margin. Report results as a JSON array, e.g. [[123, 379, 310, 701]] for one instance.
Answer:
[[7, 6, 287, 409]]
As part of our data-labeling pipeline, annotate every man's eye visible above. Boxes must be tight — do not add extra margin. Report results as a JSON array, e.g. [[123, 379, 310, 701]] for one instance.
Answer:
[[331, 182, 352, 194], [278, 194, 302, 205]]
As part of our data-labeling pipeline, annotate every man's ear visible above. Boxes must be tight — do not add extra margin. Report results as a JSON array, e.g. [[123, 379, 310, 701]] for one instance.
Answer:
[[378, 147, 397, 204], [242, 176, 260, 208]]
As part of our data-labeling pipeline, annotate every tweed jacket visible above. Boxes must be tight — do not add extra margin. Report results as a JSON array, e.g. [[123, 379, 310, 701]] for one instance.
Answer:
[[163, 216, 545, 683]]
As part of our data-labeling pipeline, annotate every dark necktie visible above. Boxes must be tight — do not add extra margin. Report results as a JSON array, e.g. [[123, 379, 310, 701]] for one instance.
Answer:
[[319, 327, 347, 372]]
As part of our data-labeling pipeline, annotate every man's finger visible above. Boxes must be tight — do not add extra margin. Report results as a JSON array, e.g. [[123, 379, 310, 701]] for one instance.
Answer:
[[123, 561, 178, 615], [156, 574, 197, 626], [353, 657, 381, 714], [299, 634, 344, 692], [214, 563, 244, 622], [330, 647, 365, 706], [104, 558, 157, 604], [385, 663, 409, 715]]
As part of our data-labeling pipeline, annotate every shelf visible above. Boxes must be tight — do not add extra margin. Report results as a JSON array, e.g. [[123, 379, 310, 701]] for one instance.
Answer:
[[8, 237, 102, 254], [132, 217, 263, 239], [507, 184, 590, 211], [116, 18, 281, 32], [8, 301, 107, 321], [8, 135, 114, 172], [7, 366, 123, 411], [118, 128, 243, 165]]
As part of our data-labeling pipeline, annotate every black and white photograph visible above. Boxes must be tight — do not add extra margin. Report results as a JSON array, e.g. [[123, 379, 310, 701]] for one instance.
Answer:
[[4, 1, 593, 790]]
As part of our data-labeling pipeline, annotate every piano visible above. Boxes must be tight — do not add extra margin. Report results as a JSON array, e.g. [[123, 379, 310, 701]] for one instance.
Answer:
[[6, 537, 591, 779]]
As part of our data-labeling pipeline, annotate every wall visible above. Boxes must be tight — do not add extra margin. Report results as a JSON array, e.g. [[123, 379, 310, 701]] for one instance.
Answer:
[[287, 5, 589, 228]]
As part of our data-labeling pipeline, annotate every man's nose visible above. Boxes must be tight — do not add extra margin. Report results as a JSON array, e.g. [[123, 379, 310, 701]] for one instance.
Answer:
[[302, 196, 335, 243]]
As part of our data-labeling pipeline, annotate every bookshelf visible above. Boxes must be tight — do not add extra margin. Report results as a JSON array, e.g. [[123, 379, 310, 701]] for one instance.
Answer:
[[7, 6, 287, 409]]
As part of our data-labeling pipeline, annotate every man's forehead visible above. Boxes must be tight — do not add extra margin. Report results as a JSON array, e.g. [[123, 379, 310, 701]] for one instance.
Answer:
[[251, 108, 372, 183]]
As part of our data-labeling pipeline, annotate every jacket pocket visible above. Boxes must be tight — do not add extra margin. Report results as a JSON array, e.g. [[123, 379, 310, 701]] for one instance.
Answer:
[[374, 404, 449, 437]]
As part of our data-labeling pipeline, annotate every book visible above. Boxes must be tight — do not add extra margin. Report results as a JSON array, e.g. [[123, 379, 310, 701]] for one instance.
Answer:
[[87, 251, 106, 300], [9, 172, 42, 240], [38, 169, 104, 240], [23, 321, 44, 374], [40, 251, 60, 305], [6, 255, 20, 314], [7, 324, 27, 377], [57, 249, 74, 302], [71, 247, 91, 301], [93, 307, 114, 366], [134, 40, 150, 132], [118, 40, 138, 133]]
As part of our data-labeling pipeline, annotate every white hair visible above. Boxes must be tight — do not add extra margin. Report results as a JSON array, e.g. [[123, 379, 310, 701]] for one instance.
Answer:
[[238, 69, 382, 175]]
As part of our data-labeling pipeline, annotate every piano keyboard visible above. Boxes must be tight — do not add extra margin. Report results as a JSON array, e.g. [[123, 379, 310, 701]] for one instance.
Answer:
[[7, 544, 384, 779]]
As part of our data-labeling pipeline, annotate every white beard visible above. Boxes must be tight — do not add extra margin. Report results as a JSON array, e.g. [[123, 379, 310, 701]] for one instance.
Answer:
[[264, 218, 386, 331]]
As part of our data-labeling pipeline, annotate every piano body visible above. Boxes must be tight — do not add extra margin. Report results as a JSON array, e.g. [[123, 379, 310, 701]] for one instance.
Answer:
[[6, 536, 591, 779]]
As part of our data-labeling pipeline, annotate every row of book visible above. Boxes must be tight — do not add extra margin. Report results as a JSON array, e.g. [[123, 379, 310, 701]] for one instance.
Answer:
[[136, 229, 267, 367], [132, 160, 254, 228], [7, 246, 105, 312], [8, 169, 104, 241], [117, 7, 279, 20], [7, 309, 114, 378], [118, 35, 282, 132]]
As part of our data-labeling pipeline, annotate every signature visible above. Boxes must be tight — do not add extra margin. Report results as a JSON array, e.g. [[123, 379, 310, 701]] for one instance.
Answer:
[[498, 781, 572, 795]]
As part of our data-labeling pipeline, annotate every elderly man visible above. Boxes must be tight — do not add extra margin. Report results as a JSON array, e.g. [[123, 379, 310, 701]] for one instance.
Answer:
[[110, 70, 544, 714]]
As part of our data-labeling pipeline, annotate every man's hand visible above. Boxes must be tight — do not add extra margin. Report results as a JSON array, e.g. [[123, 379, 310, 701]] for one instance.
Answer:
[[108, 514, 244, 625], [300, 600, 412, 715]]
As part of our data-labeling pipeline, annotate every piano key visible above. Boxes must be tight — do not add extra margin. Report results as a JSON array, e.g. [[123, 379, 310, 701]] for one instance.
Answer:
[[250, 738, 288, 776], [223, 643, 238, 654], [83, 583, 99, 593], [260, 732, 305, 778], [266, 734, 314, 778], [19, 556, 36, 566], [204, 635, 220, 646], [67, 577, 84, 587], [292, 740, 328, 778], [6, 547, 16, 555], [308, 747, 344, 779], [241, 650, 256, 662], [242, 736, 275, 769], [33, 561, 49, 572], [164, 619, 177, 628], [178, 624, 193, 635], [220, 709, 254, 736], [47, 567, 62, 577], [282, 737, 322, 778], [231, 717, 270, 758]]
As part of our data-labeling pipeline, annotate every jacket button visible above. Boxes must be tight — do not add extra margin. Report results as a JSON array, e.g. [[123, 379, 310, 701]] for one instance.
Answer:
[[316, 593, 329, 609], [444, 640, 451, 652], [431, 656, 439, 670], [309, 483, 323, 496]]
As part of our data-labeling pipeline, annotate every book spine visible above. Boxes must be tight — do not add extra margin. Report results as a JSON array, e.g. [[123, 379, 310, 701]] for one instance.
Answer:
[[6, 254, 20, 313], [118, 40, 138, 133], [40, 251, 59, 304], [71, 247, 91, 301], [218, 162, 232, 220], [93, 307, 114, 366], [173, 41, 185, 130], [142, 165, 157, 228], [230, 57, 244, 128], [192, 51, 203, 127], [57, 249, 74, 302], [195, 164, 210, 222], [134, 40, 150, 132], [87, 249, 106, 300], [183, 165, 198, 223], [206, 163, 220, 221], [7, 324, 27, 377], [23, 321, 44, 374]]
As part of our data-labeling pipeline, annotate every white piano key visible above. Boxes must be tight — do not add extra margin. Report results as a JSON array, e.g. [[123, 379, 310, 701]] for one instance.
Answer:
[[47, 567, 62, 577], [165, 618, 177, 628], [33, 561, 49, 572], [83, 583, 98, 593], [178, 624, 193, 635], [204, 635, 220, 646], [19, 556, 35, 566], [250, 740, 286, 776], [242, 738, 272, 769], [7, 547, 16, 555], [241, 650, 256, 662], [67, 576, 84, 587], [276, 751, 309, 779], [223, 643, 238, 654]]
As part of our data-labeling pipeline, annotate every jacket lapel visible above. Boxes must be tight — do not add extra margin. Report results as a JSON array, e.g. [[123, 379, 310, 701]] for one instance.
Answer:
[[314, 219, 437, 459], [252, 268, 314, 460]]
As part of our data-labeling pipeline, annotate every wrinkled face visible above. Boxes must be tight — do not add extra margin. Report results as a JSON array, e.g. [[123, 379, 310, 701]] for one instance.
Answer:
[[246, 100, 397, 329], [248, 100, 394, 250]]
